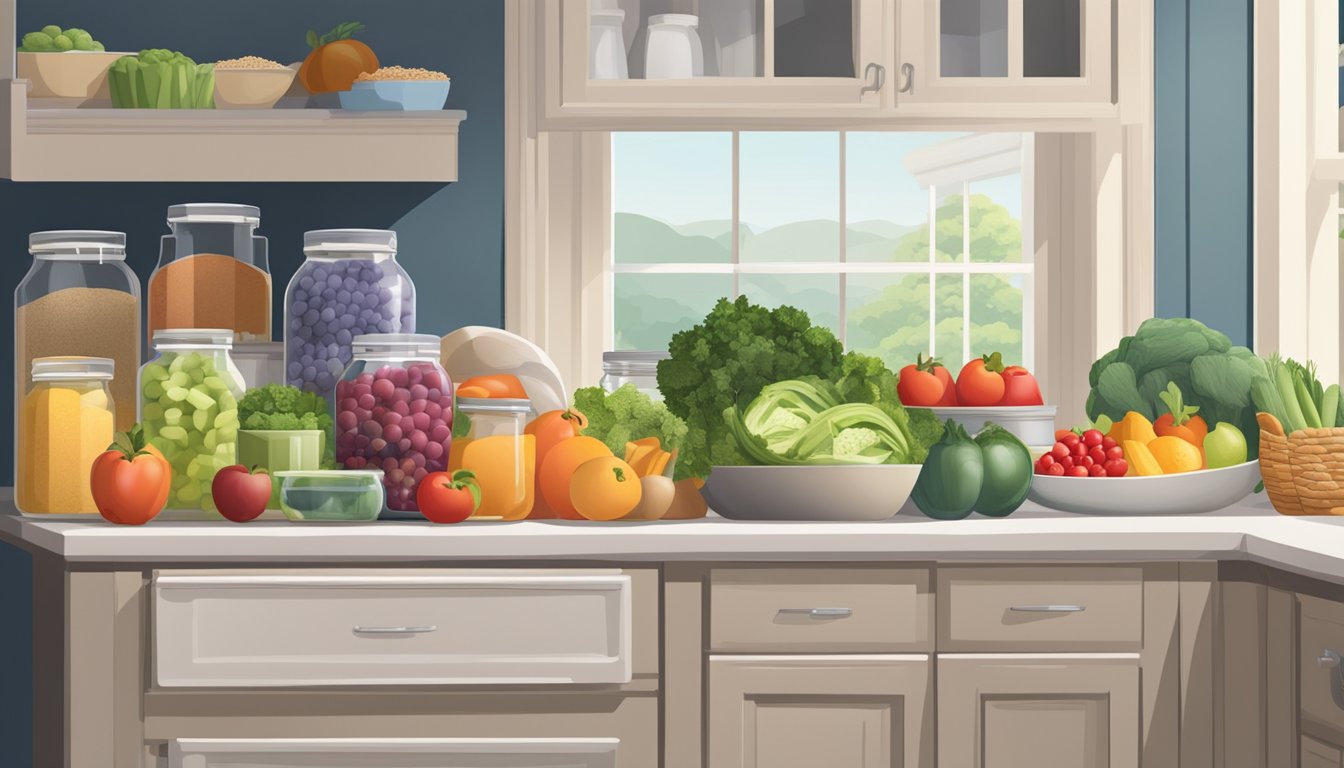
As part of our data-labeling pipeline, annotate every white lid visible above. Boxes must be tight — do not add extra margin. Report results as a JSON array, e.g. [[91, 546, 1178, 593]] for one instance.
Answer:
[[152, 328, 235, 348], [591, 9, 625, 24], [456, 396, 532, 414], [649, 13, 698, 26], [304, 229, 398, 254], [166, 203, 261, 224], [28, 230, 126, 259], [352, 333, 441, 357], [231, 340, 284, 358], [30, 355, 114, 381]]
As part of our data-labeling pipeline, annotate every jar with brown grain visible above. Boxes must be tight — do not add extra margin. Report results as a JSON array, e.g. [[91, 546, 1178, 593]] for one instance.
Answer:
[[148, 203, 271, 343]]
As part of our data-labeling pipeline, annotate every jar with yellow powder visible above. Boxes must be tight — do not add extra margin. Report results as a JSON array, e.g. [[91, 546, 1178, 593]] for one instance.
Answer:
[[17, 356, 116, 515]]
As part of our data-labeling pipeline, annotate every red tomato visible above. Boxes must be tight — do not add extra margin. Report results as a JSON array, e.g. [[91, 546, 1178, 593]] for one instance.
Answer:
[[1088, 463, 1108, 477], [1067, 466, 1089, 477], [999, 365, 1044, 406], [932, 365, 959, 406], [897, 353, 946, 407], [211, 465, 272, 523], [1046, 463, 1065, 476], [1050, 443, 1069, 460], [1104, 458, 1129, 477], [89, 427, 170, 526], [1081, 429, 1104, 447], [956, 353, 1007, 406], [417, 470, 482, 523]]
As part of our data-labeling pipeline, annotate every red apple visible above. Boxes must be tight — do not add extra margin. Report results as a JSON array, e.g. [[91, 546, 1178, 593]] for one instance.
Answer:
[[211, 465, 272, 523]]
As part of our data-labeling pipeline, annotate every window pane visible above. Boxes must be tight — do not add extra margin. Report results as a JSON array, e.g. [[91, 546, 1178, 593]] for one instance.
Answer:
[[740, 273, 841, 336], [935, 188, 966, 263], [940, 0, 1008, 77], [1023, 0, 1081, 77], [774, 0, 855, 78], [970, 274, 1026, 366], [846, 274, 931, 371], [614, 274, 732, 350], [968, 175, 1024, 263], [613, 132, 733, 264], [935, 273, 966, 371], [740, 132, 840, 262], [846, 132, 971, 263]]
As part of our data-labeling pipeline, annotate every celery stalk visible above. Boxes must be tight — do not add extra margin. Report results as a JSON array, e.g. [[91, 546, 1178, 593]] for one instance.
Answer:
[[1323, 384, 1341, 430], [1295, 369, 1322, 429], [1275, 361, 1308, 433]]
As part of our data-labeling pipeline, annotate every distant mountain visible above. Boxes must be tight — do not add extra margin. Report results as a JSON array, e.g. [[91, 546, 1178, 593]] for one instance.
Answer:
[[614, 213, 730, 264], [615, 213, 925, 264], [846, 219, 922, 240], [741, 219, 842, 262]]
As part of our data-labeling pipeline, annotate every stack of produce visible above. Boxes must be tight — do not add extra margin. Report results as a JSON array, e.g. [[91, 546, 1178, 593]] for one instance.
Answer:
[[896, 352, 1043, 407]]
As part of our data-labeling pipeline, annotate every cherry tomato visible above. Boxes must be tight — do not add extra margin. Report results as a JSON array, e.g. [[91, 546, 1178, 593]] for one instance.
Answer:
[[1062, 433, 1080, 447], [1102, 437, 1118, 451], [1082, 430, 1104, 447], [1080, 455, 1094, 468], [1103, 458, 1129, 477], [1067, 466, 1089, 477], [1089, 463, 1108, 477], [1038, 454, 1055, 469], [1106, 445, 1125, 461], [1050, 443, 1069, 460], [1072, 442, 1088, 458], [1059, 456, 1074, 470], [1089, 446, 1107, 465], [1046, 463, 1065, 476], [1055, 429, 1076, 443]]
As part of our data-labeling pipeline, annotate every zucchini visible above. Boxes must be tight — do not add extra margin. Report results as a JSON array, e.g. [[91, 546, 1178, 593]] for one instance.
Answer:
[[1322, 384, 1341, 431], [1296, 369, 1323, 429]]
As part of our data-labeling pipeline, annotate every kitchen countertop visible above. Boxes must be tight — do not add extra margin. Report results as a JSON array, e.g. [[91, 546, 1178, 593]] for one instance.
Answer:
[[2, 491, 1344, 584]]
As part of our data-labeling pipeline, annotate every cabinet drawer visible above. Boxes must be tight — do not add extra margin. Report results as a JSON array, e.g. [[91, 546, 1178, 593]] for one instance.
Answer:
[[1300, 595, 1344, 740], [153, 570, 635, 687], [938, 567, 1144, 652], [709, 568, 932, 652], [169, 738, 619, 768]]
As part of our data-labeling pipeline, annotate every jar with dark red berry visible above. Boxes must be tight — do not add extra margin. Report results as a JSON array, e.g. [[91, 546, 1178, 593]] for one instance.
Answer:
[[334, 333, 452, 513]]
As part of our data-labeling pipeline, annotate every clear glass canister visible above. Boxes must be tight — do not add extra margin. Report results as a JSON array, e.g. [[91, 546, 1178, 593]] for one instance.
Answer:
[[139, 329, 245, 512], [286, 229, 416, 396], [600, 351, 669, 400], [335, 334, 450, 512], [448, 398, 535, 521], [15, 231, 140, 437], [148, 203, 271, 343], [17, 356, 116, 515]]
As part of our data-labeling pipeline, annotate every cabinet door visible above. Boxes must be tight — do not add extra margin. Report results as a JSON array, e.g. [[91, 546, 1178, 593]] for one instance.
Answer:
[[546, 0, 891, 125], [708, 655, 933, 768], [938, 656, 1139, 768], [897, 0, 1111, 107], [1303, 735, 1344, 768]]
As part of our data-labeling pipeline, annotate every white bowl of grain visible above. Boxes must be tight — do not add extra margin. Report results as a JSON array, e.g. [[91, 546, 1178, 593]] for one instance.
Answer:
[[212, 56, 297, 109], [339, 66, 451, 111]]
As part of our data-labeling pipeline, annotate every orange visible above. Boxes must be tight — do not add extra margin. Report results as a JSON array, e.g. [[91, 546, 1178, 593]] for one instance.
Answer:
[[1145, 435, 1203, 474], [1122, 440, 1163, 476], [538, 436, 611, 519], [570, 456, 642, 521]]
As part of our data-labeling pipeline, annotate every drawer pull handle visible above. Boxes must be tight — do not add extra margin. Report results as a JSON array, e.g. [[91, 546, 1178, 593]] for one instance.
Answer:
[[1320, 649, 1341, 668], [1321, 649, 1344, 710], [1010, 604, 1086, 613], [777, 607, 853, 619], [352, 625, 438, 635]]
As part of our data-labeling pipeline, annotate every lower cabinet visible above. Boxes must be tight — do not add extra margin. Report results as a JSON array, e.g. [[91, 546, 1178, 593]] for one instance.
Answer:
[[1303, 736, 1344, 768], [937, 656, 1140, 768], [168, 738, 619, 768], [707, 655, 933, 768], [1301, 595, 1344, 757]]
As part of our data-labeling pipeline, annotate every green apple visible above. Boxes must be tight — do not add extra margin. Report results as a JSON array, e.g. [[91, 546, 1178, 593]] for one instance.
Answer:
[[1203, 422, 1248, 469]]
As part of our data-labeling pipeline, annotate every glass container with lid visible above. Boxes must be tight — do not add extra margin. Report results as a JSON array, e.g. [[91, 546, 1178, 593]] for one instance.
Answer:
[[448, 398, 535, 521], [148, 203, 271, 343], [15, 230, 140, 438], [17, 356, 116, 516], [600, 351, 669, 400], [286, 229, 416, 396], [139, 329, 245, 513], [334, 333, 450, 513]]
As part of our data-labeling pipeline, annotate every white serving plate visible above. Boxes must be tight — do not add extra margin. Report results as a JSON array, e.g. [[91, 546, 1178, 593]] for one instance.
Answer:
[[439, 326, 566, 414], [702, 464, 921, 521], [931, 405, 1057, 448], [1027, 460, 1262, 515]]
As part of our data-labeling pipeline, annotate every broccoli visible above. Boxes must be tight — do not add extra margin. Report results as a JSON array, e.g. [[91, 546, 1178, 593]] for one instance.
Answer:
[[573, 384, 692, 480], [238, 384, 335, 458]]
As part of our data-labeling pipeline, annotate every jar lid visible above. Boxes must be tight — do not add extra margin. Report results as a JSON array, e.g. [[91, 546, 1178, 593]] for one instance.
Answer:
[[30, 356, 114, 381], [649, 13, 698, 26], [351, 333, 441, 357], [152, 328, 235, 348], [167, 203, 261, 224], [603, 350, 668, 375], [456, 396, 532, 414], [28, 230, 127, 259], [304, 229, 398, 254], [591, 9, 625, 24]]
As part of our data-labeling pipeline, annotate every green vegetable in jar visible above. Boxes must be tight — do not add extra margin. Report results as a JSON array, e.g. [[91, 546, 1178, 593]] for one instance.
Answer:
[[140, 351, 241, 511], [911, 420, 983, 520], [971, 423, 1032, 517]]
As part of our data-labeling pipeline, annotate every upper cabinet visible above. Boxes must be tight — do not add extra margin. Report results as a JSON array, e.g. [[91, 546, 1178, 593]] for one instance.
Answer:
[[538, 0, 1115, 128]]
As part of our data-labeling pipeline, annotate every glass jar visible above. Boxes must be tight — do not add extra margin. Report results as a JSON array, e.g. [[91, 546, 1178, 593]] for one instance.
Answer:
[[17, 356, 116, 515], [448, 398, 535, 521], [15, 231, 140, 438], [334, 334, 451, 512], [139, 329, 245, 512], [148, 203, 271, 343], [600, 351, 668, 400], [285, 229, 416, 396]]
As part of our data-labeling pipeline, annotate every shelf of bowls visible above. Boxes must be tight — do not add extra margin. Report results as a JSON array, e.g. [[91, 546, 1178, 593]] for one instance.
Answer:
[[16, 23, 451, 111]]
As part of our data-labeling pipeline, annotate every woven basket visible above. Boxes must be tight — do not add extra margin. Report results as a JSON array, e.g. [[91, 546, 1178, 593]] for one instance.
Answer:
[[1257, 412, 1344, 516]]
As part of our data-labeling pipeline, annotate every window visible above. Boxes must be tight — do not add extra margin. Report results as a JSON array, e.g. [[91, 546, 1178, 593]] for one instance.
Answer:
[[610, 131, 1035, 372]]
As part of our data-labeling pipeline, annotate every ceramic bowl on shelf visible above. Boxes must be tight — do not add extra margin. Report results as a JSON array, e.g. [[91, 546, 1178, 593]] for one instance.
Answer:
[[1027, 460, 1262, 515], [338, 80, 451, 111], [702, 464, 921, 521], [931, 405, 1057, 449], [18, 50, 129, 102], [213, 66, 298, 109]]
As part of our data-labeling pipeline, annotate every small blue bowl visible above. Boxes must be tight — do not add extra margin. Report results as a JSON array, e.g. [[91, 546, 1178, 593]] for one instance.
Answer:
[[338, 80, 451, 111]]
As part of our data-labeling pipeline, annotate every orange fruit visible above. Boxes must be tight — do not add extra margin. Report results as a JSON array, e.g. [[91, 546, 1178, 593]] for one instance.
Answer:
[[570, 456, 642, 521], [538, 436, 611, 519], [1145, 435, 1203, 474]]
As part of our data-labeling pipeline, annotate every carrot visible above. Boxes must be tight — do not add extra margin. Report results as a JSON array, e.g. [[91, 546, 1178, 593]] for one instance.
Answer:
[[1154, 382, 1207, 446]]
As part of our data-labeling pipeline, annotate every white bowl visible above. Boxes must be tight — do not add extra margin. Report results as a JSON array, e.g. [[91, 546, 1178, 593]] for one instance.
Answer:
[[703, 464, 921, 521], [213, 67, 297, 109], [1027, 460, 1262, 515], [440, 326, 566, 415], [18, 50, 130, 102], [932, 405, 1057, 448]]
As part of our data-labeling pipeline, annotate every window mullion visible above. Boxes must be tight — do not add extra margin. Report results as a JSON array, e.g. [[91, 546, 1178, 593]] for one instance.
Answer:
[[838, 131, 847, 347], [928, 185, 937, 359], [731, 131, 740, 299], [963, 180, 971, 367]]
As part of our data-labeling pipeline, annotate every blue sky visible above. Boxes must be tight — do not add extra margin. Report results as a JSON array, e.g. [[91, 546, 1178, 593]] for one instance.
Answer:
[[612, 131, 1024, 231]]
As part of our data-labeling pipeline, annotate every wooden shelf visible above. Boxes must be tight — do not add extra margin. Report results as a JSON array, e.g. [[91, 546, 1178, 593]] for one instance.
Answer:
[[0, 79, 465, 182]]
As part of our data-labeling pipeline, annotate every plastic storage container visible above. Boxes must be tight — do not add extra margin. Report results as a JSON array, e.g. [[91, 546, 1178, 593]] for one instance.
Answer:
[[139, 329, 245, 512], [600, 351, 668, 400], [285, 229, 416, 396], [276, 470, 385, 521], [149, 203, 270, 343], [17, 356, 116, 515], [448, 398, 535, 520], [237, 429, 325, 509], [15, 231, 140, 439], [334, 334, 451, 513]]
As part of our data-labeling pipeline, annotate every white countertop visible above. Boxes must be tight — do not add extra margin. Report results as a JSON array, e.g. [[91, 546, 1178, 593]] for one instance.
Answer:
[[3, 492, 1344, 584]]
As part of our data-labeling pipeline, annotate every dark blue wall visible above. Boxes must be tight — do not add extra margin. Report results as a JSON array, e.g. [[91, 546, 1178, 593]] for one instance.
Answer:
[[1154, 0, 1254, 346]]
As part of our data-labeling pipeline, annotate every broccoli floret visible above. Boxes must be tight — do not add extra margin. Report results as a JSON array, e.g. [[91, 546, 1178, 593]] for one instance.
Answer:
[[574, 384, 691, 480], [903, 408, 945, 464], [238, 384, 333, 459]]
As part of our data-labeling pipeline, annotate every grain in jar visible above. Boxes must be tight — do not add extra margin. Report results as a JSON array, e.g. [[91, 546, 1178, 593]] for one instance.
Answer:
[[17, 357, 116, 515]]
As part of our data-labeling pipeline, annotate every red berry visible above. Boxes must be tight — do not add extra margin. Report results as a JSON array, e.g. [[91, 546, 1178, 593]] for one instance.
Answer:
[[1046, 463, 1065, 476], [1089, 446, 1107, 464], [1062, 433, 1080, 447], [1102, 437, 1118, 450], [1082, 430, 1104, 447], [1051, 443, 1069, 460], [1059, 456, 1074, 470], [1105, 445, 1125, 461], [1089, 463, 1108, 477], [1073, 442, 1088, 458], [1067, 466, 1089, 477]]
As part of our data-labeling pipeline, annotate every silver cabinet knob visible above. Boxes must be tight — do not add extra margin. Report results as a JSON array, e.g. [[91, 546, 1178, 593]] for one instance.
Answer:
[[353, 625, 437, 635], [1010, 605, 1086, 613]]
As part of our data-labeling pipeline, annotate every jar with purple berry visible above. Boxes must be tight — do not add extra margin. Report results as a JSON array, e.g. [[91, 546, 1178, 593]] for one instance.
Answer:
[[284, 229, 415, 397], [334, 334, 452, 513]]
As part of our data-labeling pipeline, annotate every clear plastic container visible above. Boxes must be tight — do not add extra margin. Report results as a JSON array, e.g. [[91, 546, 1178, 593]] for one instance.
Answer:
[[277, 470, 385, 521], [448, 397, 535, 521], [285, 229, 416, 396], [15, 231, 140, 444], [334, 334, 451, 512], [138, 329, 245, 512], [17, 356, 116, 515], [148, 204, 271, 343], [600, 351, 668, 400]]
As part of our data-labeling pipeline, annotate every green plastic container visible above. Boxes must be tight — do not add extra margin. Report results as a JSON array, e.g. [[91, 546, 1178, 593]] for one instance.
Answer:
[[237, 429, 324, 509], [276, 470, 384, 521]]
